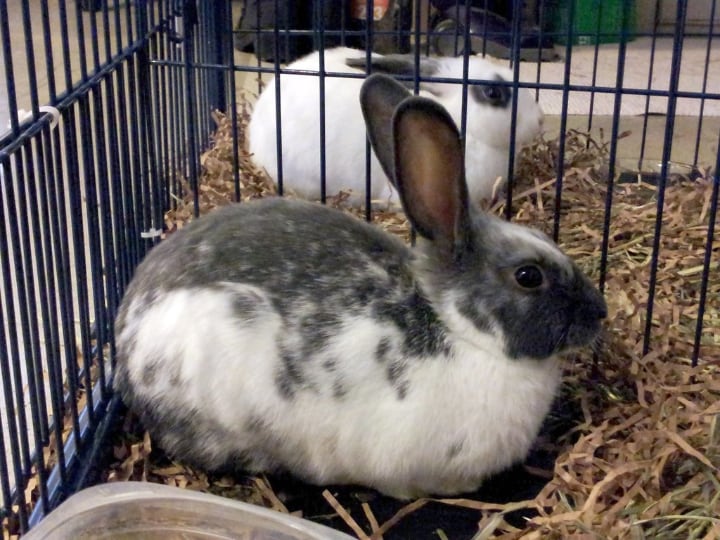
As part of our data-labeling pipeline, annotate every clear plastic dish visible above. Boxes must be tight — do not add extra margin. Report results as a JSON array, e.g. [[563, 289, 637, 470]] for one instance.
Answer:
[[23, 481, 353, 540], [616, 158, 703, 185]]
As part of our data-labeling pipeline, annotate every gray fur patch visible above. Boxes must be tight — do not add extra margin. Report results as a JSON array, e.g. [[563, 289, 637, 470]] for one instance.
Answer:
[[169, 364, 183, 387], [447, 440, 464, 460], [299, 310, 341, 356], [375, 337, 392, 363], [332, 379, 347, 399], [244, 414, 269, 434], [455, 296, 493, 334], [229, 288, 265, 322], [386, 360, 409, 400], [137, 402, 234, 471], [373, 290, 448, 358], [322, 358, 337, 372], [275, 347, 305, 399], [142, 358, 162, 387], [345, 54, 438, 79], [434, 214, 606, 360]]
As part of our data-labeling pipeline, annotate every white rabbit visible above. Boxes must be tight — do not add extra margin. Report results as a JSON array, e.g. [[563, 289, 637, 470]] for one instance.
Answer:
[[114, 74, 604, 500], [248, 46, 544, 205]]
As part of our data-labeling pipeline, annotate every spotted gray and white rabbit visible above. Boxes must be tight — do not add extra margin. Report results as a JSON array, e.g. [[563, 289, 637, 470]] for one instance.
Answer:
[[249, 46, 544, 205], [114, 73, 605, 499]]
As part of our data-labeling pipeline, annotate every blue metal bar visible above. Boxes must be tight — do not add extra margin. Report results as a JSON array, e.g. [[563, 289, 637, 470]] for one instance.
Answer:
[[692, 0, 717, 168], [272, 0, 285, 197], [552, 0, 575, 243], [17, 0, 48, 450], [598, 2, 632, 294], [115, 61, 141, 284], [145, 58, 720, 103], [153, 2, 172, 215], [20, 0, 40, 116], [79, 96, 100, 423], [22, 135, 61, 451], [87, 0, 101, 71], [459, 0, 471, 143], [37, 126, 70, 491], [89, 82, 113, 399], [584, 1, 605, 133], [58, 0, 74, 92], [73, 0, 89, 81], [503, 0, 523, 220], [316, 0, 327, 204], [224, 0, 241, 202], [170, 4, 184, 212], [534, 0, 547, 102], [126, 54, 148, 258], [50, 111, 82, 455], [182, 0, 200, 215], [691, 131, 720, 365], [642, 1, 688, 356], [135, 3, 162, 242], [0, 158, 30, 533], [0, 405, 11, 520], [363, 0, 374, 219], [0, 0, 19, 136], [39, 0, 58, 102], [638, 0, 661, 169]]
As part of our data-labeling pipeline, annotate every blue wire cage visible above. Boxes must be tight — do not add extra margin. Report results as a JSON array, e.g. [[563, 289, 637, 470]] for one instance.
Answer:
[[0, 0, 718, 537]]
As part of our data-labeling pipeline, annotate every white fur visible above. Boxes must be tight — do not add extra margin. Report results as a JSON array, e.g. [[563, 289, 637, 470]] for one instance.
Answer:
[[119, 283, 560, 499], [493, 217, 574, 274], [249, 47, 544, 205], [114, 68, 593, 497]]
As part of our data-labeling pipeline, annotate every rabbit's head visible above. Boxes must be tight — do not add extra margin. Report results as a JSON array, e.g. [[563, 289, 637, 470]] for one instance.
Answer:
[[348, 53, 543, 153], [360, 73, 605, 361]]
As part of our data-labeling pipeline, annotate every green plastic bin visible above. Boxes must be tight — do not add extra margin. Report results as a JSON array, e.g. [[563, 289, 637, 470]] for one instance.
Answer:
[[547, 0, 636, 45]]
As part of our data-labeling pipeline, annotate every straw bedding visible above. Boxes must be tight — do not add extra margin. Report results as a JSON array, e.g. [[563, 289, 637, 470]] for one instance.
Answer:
[[111, 106, 720, 538], [122, 101, 720, 537], [4, 101, 718, 539]]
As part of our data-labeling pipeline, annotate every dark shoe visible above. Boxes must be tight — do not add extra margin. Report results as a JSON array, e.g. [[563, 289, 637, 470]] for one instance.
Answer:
[[431, 6, 558, 62]]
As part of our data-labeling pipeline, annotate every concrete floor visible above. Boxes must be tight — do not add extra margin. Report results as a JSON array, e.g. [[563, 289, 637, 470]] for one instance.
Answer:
[[545, 114, 719, 171]]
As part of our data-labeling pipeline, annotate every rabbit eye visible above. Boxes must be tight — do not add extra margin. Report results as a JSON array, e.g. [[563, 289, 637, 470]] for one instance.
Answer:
[[484, 86, 502, 100], [515, 265, 544, 289], [473, 83, 511, 107]]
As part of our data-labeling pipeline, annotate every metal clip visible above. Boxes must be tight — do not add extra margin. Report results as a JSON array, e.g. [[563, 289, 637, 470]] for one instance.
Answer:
[[9, 106, 60, 131], [168, 0, 198, 43]]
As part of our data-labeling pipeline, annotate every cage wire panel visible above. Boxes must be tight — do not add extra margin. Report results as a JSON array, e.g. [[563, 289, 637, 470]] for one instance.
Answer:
[[0, 0, 719, 536], [0, 0, 229, 534]]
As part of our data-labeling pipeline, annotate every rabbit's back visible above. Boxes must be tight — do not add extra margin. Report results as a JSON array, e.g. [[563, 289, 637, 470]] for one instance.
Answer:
[[113, 199, 461, 493], [249, 49, 393, 203], [115, 71, 596, 499], [249, 48, 543, 205]]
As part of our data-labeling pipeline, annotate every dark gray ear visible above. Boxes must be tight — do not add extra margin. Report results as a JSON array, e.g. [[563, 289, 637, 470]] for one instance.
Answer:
[[392, 97, 472, 259], [346, 55, 438, 79], [359, 73, 412, 185]]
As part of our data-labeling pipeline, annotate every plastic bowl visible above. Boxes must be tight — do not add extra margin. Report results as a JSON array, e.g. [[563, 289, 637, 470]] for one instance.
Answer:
[[23, 481, 354, 540]]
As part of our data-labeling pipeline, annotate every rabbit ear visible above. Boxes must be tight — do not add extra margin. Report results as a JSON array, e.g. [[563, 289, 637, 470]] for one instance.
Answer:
[[346, 55, 438, 79], [360, 73, 412, 184], [392, 97, 472, 258]]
